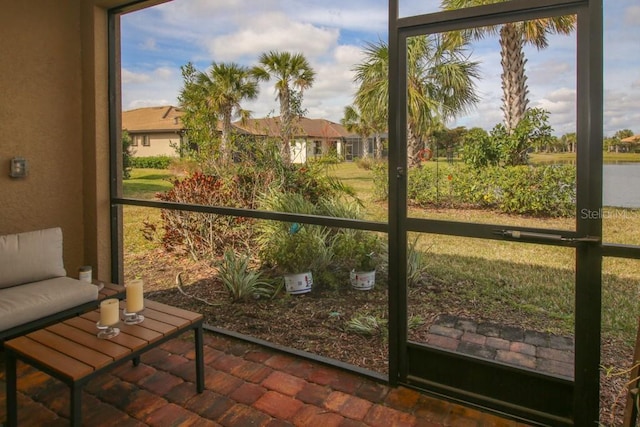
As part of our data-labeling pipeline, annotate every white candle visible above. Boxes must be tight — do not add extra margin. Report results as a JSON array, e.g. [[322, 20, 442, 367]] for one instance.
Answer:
[[100, 298, 120, 326], [126, 279, 144, 313]]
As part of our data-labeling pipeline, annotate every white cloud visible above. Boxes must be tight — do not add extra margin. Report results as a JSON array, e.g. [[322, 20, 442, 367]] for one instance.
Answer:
[[121, 69, 151, 84], [120, 0, 638, 133], [154, 67, 174, 80], [604, 88, 640, 135], [207, 12, 340, 61]]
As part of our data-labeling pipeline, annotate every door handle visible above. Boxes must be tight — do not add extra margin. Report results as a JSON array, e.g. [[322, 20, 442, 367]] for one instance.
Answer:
[[494, 229, 600, 243]]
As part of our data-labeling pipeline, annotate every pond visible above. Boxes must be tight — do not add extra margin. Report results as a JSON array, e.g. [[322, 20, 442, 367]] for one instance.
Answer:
[[604, 163, 640, 208]]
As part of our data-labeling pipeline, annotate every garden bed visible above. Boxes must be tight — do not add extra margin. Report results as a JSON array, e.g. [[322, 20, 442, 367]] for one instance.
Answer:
[[129, 247, 633, 426]]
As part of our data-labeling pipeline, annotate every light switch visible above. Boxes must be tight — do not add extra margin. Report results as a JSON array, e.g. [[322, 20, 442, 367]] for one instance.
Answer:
[[9, 157, 28, 178]]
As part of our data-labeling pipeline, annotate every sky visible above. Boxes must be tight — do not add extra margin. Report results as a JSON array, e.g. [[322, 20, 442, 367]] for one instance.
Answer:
[[121, 0, 640, 138]]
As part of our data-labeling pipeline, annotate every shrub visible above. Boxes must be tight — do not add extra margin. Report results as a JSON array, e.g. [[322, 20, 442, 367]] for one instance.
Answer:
[[255, 191, 333, 275], [157, 172, 256, 260], [355, 156, 376, 170], [374, 162, 575, 217], [122, 130, 133, 180], [130, 155, 173, 169], [407, 164, 457, 207], [216, 250, 275, 302], [332, 229, 383, 272], [450, 165, 503, 207], [496, 165, 575, 216], [371, 162, 388, 201]]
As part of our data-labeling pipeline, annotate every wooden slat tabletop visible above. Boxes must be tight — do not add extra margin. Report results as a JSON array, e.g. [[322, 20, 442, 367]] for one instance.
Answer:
[[145, 299, 202, 322], [5, 299, 202, 382], [6, 336, 94, 380], [28, 329, 113, 369], [98, 282, 125, 299], [46, 322, 130, 359]]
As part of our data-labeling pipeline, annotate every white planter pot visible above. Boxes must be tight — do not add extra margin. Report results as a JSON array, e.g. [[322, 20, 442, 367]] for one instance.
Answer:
[[350, 270, 375, 290], [283, 271, 313, 295]]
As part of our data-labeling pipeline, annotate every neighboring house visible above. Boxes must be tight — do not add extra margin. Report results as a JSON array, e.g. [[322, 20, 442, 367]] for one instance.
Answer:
[[235, 116, 374, 163], [122, 106, 185, 157], [122, 107, 380, 162]]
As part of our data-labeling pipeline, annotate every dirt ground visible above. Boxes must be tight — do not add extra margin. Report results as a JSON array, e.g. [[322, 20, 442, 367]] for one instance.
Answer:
[[128, 248, 635, 426]]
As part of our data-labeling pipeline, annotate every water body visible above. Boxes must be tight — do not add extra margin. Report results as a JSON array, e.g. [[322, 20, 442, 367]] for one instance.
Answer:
[[603, 163, 640, 208]]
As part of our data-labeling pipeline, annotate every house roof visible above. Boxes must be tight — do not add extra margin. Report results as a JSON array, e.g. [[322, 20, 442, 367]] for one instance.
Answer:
[[621, 134, 640, 143], [235, 116, 355, 139], [122, 107, 354, 139], [122, 106, 184, 133]]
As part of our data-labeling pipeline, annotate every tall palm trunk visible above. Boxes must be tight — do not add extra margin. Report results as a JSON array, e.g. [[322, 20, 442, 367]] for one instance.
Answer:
[[221, 105, 233, 165], [407, 124, 421, 167], [279, 87, 292, 164], [500, 23, 529, 133], [375, 134, 383, 160], [362, 136, 371, 159]]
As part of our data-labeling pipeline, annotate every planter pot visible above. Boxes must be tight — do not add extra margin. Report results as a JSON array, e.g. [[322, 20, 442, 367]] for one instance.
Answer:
[[283, 271, 313, 295], [350, 270, 375, 291]]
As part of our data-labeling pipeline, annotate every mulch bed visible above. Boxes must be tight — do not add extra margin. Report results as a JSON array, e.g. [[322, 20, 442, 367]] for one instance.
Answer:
[[128, 248, 635, 426]]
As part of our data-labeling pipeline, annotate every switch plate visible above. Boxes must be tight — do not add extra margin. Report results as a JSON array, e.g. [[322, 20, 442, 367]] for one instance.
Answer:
[[9, 157, 28, 178]]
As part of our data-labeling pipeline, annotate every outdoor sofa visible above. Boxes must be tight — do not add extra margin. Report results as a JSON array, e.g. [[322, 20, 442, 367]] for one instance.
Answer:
[[0, 227, 104, 343]]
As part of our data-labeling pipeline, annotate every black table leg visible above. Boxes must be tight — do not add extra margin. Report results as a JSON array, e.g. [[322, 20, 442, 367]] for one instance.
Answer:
[[195, 325, 204, 393], [70, 382, 82, 426], [6, 350, 17, 427]]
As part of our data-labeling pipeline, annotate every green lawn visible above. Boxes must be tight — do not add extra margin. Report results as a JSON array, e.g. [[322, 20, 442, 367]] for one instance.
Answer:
[[123, 168, 174, 199], [531, 152, 640, 163], [121, 163, 640, 343]]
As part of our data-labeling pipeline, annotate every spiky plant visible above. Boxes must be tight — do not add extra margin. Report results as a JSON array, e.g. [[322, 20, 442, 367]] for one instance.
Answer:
[[217, 249, 274, 302]]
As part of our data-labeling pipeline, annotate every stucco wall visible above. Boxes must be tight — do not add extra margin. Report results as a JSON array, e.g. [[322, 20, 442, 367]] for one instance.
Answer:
[[132, 132, 181, 157], [0, 0, 85, 274]]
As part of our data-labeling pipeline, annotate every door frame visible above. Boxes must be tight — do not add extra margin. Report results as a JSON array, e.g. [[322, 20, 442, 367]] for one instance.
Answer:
[[387, 0, 603, 425]]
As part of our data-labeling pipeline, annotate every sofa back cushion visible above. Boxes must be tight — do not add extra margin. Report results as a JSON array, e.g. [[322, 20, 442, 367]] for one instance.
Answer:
[[0, 227, 67, 289]]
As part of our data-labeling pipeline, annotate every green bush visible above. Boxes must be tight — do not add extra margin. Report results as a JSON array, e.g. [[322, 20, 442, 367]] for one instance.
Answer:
[[407, 164, 458, 207], [157, 172, 256, 260], [496, 165, 575, 216], [122, 131, 133, 180], [130, 155, 173, 169], [373, 162, 575, 217], [450, 166, 503, 207], [371, 162, 388, 201]]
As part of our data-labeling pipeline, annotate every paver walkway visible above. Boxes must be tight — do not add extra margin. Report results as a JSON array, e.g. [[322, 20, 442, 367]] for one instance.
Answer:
[[426, 315, 575, 379], [0, 330, 534, 426]]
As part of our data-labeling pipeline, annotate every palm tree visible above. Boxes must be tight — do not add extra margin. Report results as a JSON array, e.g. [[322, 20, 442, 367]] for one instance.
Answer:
[[441, 0, 576, 133], [353, 41, 388, 161], [179, 62, 259, 166], [199, 62, 259, 165], [253, 51, 316, 164], [354, 34, 479, 167]]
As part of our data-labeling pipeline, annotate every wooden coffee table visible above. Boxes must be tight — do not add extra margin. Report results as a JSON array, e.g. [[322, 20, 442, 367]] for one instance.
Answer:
[[4, 299, 204, 426]]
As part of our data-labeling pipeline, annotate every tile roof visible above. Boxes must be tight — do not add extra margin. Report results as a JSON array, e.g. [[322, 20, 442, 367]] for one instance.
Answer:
[[122, 107, 354, 139], [235, 116, 355, 139], [621, 134, 640, 143], [122, 105, 184, 132]]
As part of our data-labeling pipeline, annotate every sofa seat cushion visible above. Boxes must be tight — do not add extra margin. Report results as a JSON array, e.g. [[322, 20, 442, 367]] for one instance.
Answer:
[[0, 277, 99, 332], [0, 227, 66, 289]]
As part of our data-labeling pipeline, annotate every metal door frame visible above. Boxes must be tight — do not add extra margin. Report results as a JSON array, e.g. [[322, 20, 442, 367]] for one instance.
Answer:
[[387, 1, 603, 425]]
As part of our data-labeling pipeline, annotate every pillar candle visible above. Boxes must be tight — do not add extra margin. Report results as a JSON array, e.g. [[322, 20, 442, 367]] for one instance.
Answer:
[[100, 298, 120, 326], [126, 279, 144, 313]]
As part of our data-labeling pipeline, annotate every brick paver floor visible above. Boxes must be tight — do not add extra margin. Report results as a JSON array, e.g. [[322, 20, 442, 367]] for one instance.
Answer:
[[426, 314, 575, 379], [0, 330, 535, 426]]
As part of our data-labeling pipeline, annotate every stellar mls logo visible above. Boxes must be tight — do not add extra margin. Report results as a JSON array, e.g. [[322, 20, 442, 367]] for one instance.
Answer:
[[580, 209, 637, 220]]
